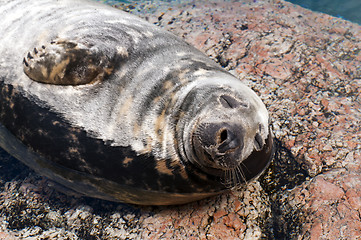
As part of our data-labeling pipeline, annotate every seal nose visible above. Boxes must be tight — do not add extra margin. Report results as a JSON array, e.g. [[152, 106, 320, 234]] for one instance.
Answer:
[[192, 123, 244, 169], [217, 127, 243, 153]]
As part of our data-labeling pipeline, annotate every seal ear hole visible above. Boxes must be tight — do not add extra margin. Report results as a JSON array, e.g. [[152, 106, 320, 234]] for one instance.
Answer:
[[220, 129, 228, 143]]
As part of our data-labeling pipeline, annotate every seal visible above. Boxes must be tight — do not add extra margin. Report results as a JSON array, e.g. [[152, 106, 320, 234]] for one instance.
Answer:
[[0, 0, 274, 205]]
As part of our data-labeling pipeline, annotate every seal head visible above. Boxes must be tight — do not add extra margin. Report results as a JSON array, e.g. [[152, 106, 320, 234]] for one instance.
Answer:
[[179, 76, 272, 187]]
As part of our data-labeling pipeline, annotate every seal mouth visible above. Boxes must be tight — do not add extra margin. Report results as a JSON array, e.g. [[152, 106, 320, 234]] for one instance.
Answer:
[[222, 132, 274, 187]]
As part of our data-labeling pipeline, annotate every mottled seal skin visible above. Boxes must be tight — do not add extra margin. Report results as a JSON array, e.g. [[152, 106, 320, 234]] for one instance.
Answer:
[[0, 0, 274, 205]]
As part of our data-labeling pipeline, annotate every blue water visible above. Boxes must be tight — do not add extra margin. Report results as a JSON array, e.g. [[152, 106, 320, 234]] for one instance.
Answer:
[[101, 0, 361, 25], [286, 0, 361, 25]]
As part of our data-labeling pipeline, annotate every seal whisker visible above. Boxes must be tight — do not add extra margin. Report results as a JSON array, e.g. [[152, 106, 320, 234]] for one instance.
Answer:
[[222, 169, 231, 188], [231, 168, 238, 187], [240, 161, 251, 176], [232, 167, 241, 187], [235, 165, 247, 186]]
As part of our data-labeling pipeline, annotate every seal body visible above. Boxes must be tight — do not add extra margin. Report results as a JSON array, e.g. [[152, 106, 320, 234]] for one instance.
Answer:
[[0, 0, 274, 205]]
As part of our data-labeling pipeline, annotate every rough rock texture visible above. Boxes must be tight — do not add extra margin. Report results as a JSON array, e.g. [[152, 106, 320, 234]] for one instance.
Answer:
[[0, 0, 360, 239]]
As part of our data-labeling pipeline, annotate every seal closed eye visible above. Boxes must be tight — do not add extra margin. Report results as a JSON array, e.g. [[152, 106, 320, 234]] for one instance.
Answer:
[[0, 0, 274, 205]]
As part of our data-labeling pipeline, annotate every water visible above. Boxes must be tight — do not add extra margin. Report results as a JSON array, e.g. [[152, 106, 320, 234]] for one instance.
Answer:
[[285, 0, 361, 25], [101, 0, 361, 25]]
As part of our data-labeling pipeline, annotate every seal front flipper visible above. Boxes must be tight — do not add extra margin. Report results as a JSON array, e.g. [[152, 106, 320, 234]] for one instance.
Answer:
[[23, 40, 122, 85]]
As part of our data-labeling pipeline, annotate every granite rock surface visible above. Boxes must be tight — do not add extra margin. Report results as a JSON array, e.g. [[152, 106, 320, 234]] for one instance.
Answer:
[[0, 0, 360, 239]]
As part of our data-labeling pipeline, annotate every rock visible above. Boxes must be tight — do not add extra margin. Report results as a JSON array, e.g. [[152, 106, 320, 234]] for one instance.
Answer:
[[0, 0, 360, 239]]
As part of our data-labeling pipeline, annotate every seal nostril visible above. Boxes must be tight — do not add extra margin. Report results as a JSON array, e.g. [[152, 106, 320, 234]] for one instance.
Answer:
[[254, 133, 263, 151], [220, 129, 228, 143]]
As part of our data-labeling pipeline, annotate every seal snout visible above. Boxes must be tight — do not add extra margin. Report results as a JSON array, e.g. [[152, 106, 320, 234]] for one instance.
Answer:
[[216, 126, 243, 154], [192, 122, 245, 170]]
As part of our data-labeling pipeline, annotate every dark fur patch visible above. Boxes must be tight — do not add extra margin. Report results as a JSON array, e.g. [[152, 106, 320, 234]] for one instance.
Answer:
[[0, 80, 225, 199]]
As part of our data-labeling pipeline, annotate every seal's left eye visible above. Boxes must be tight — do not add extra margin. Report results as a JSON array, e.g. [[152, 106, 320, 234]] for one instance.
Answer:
[[219, 95, 240, 108]]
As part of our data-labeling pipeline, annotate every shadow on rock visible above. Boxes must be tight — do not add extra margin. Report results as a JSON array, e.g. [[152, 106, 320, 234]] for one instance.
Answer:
[[0, 147, 142, 239], [260, 139, 310, 239]]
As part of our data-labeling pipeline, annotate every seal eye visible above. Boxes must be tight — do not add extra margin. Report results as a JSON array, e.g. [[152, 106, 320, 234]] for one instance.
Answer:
[[219, 95, 240, 108]]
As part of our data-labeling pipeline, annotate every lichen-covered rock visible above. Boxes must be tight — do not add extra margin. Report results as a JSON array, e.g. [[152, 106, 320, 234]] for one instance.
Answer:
[[0, 0, 360, 239]]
